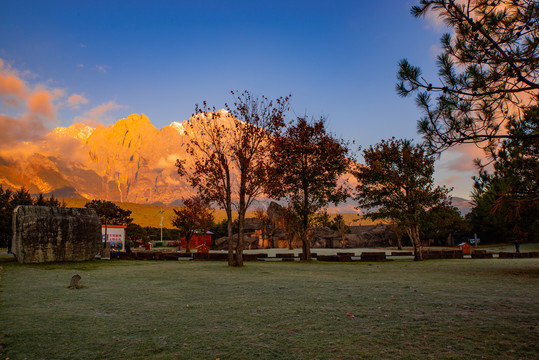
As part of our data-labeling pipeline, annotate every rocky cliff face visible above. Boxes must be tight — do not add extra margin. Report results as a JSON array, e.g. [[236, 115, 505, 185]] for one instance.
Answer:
[[0, 113, 204, 204]]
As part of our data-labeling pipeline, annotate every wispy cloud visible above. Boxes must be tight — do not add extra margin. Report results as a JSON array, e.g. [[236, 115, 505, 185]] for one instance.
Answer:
[[443, 175, 460, 184], [438, 143, 490, 176], [74, 100, 127, 126], [67, 93, 89, 109], [429, 44, 442, 60], [95, 65, 109, 73]]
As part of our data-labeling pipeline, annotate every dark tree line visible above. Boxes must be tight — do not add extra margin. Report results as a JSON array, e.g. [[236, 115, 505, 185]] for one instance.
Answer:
[[0, 187, 65, 248]]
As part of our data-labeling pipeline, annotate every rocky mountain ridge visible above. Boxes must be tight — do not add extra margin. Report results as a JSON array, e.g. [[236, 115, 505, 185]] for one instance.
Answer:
[[0, 113, 198, 204], [0, 112, 472, 215]]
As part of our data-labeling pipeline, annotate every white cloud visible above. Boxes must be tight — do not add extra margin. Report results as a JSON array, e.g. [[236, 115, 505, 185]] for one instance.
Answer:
[[95, 65, 109, 73]]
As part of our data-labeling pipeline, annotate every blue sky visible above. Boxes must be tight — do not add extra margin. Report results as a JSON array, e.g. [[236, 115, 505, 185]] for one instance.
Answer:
[[0, 0, 481, 198]]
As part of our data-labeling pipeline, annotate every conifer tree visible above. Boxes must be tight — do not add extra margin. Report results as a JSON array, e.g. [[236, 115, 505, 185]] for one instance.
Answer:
[[397, 0, 538, 153], [470, 106, 538, 242]]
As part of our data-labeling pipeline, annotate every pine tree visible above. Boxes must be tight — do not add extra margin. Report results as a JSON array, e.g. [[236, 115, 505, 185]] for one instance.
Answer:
[[470, 106, 538, 242], [397, 0, 538, 153]]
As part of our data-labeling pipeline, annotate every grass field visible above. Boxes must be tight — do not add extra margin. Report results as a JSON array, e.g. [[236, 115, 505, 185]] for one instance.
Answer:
[[1, 256, 538, 360]]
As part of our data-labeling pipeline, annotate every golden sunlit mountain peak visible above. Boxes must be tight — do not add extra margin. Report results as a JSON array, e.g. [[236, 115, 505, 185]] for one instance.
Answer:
[[0, 113, 196, 204]]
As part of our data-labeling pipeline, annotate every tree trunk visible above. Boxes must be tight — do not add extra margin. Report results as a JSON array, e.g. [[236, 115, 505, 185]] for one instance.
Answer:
[[236, 209, 245, 267], [225, 172, 235, 266], [226, 213, 235, 266], [397, 235, 402, 251], [301, 187, 312, 260], [185, 232, 192, 254], [235, 170, 247, 267], [407, 225, 422, 261], [300, 213, 311, 260], [288, 230, 295, 249], [301, 232, 311, 260]]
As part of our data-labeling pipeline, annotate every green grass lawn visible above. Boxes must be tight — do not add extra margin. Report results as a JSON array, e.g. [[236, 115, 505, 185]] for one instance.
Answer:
[[1, 257, 538, 360]]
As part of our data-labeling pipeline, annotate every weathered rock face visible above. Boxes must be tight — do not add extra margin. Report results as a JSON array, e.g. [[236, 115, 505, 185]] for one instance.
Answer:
[[11, 206, 101, 264], [347, 224, 394, 248]]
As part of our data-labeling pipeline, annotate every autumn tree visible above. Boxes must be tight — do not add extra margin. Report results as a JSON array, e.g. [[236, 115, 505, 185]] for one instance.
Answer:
[[226, 91, 289, 265], [177, 108, 235, 263], [267, 116, 351, 260], [172, 196, 214, 253], [177, 91, 289, 266], [397, 0, 539, 154], [354, 138, 450, 261], [470, 106, 538, 243]]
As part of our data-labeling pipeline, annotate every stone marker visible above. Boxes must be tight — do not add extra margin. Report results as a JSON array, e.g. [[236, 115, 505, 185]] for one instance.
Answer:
[[11, 206, 101, 264], [69, 274, 82, 288], [101, 242, 111, 260]]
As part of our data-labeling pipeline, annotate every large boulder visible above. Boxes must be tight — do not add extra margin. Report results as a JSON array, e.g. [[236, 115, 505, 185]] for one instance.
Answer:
[[213, 232, 259, 250], [11, 206, 102, 264], [311, 226, 342, 248], [348, 224, 394, 248]]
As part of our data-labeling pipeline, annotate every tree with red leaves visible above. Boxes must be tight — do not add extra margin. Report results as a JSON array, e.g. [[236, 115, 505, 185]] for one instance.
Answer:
[[266, 116, 351, 260], [172, 196, 214, 253]]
